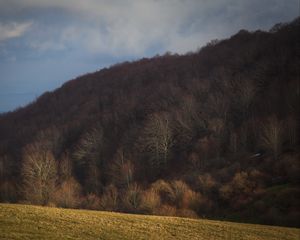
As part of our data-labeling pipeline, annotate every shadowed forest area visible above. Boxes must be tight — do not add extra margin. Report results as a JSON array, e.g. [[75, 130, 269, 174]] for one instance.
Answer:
[[0, 18, 299, 227]]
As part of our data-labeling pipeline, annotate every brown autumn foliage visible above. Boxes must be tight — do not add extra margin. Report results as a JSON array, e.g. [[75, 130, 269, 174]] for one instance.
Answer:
[[140, 188, 161, 214], [54, 177, 81, 208]]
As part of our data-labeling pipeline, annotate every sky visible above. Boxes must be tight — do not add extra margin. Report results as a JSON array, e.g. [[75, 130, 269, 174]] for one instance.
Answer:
[[0, 0, 299, 113]]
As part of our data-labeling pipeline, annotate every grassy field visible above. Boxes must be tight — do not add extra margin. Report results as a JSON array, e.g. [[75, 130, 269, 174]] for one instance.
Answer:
[[0, 203, 299, 240]]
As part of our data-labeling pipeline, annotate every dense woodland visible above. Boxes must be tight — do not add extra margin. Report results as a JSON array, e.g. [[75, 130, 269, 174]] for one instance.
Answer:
[[0, 18, 299, 227]]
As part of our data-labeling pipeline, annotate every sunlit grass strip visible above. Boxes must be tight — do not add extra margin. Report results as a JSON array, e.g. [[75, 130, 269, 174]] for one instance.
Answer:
[[0, 203, 299, 240]]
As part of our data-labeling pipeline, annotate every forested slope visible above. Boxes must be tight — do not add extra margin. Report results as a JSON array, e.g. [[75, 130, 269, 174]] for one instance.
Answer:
[[0, 18, 299, 227]]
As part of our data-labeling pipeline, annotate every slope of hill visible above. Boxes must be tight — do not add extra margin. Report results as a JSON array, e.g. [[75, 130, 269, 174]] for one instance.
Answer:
[[1, 203, 300, 240], [0, 18, 299, 227]]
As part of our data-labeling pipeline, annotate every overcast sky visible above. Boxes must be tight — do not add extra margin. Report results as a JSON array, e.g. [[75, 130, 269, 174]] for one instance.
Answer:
[[0, 0, 298, 112]]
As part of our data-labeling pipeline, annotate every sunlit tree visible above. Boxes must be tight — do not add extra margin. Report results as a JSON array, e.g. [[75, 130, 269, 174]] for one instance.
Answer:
[[22, 142, 57, 205]]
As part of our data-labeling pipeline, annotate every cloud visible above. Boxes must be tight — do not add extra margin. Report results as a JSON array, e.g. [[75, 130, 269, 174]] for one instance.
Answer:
[[23, 1, 222, 55], [0, 0, 298, 56], [0, 21, 32, 41]]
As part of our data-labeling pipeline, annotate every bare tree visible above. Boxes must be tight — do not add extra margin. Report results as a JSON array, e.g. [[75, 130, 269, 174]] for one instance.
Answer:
[[100, 184, 119, 211], [229, 131, 238, 154], [175, 95, 206, 145], [0, 155, 11, 184], [260, 116, 283, 160], [22, 142, 57, 205], [74, 126, 104, 194], [207, 92, 230, 121], [35, 126, 64, 158], [74, 126, 104, 164], [0, 154, 16, 202], [230, 77, 258, 120], [110, 148, 134, 188], [142, 112, 174, 174], [59, 153, 72, 182], [285, 116, 298, 147], [85, 162, 102, 194], [237, 78, 257, 111]]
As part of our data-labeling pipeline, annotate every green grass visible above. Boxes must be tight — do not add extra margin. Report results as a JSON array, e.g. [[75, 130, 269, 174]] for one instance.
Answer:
[[0, 203, 299, 240]]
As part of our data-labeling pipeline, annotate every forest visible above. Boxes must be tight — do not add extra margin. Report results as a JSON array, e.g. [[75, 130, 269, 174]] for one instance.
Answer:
[[0, 18, 299, 227]]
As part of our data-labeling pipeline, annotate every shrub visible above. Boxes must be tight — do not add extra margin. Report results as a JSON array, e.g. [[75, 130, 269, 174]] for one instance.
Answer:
[[219, 170, 263, 209], [122, 183, 142, 213], [274, 153, 300, 184], [152, 179, 201, 212], [182, 189, 203, 211], [81, 194, 101, 210], [151, 180, 173, 203], [157, 204, 177, 216], [100, 184, 119, 211], [197, 173, 217, 195], [54, 177, 81, 208], [219, 184, 233, 201], [140, 188, 161, 214], [168, 180, 189, 208]]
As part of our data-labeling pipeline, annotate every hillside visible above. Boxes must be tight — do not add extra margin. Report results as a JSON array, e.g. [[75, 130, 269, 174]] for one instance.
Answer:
[[1, 204, 300, 240], [0, 18, 299, 227]]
